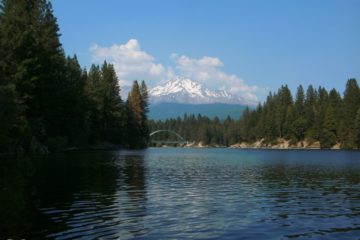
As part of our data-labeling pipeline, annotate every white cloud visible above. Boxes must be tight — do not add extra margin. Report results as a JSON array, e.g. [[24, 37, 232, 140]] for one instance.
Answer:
[[90, 39, 260, 105], [90, 39, 169, 86], [171, 54, 259, 104]]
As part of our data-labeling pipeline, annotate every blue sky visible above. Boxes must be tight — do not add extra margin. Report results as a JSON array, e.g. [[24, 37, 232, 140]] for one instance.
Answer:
[[52, 0, 360, 103]]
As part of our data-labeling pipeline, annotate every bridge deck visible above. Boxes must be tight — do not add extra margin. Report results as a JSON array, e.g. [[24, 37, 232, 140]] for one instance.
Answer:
[[150, 130, 187, 145]]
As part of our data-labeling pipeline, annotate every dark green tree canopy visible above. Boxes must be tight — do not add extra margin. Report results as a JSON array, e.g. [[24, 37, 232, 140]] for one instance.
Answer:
[[150, 79, 360, 149], [0, 0, 150, 152]]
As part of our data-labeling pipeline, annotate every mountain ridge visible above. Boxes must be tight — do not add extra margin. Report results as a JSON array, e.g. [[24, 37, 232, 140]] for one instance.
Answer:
[[149, 76, 242, 104]]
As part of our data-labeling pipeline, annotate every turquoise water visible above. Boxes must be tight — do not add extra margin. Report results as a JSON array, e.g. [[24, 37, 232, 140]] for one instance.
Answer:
[[1, 148, 360, 239]]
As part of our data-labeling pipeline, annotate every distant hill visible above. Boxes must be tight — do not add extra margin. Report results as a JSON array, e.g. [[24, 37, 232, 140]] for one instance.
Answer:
[[149, 102, 247, 120]]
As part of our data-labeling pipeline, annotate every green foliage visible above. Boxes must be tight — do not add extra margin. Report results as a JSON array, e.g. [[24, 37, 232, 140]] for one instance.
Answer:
[[84, 63, 149, 147], [341, 79, 360, 148], [0, 1, 358, 151], [0, 0, 150, 153], [149, 114, 240, 147], [100, 62, 123, 142], [126, 80, 149, 148], [150, 79, 360, 149], [294, 85, 305, 118], [140, 80, 150, 143], [291, 117, 307, 141], [241, 80, 359, 149], [320, 106, 337, 148], [0, 84, 21, 151], [304, 85, 317, 139], [274, 85, 293, 138], [355, 108, 360, 149], [140, 80, 149, 115]]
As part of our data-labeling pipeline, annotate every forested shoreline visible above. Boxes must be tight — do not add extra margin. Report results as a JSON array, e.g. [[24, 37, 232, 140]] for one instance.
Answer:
[[0, 0, 149, 153], [149, 79, 360, 150], [1, 1, 359, 153]]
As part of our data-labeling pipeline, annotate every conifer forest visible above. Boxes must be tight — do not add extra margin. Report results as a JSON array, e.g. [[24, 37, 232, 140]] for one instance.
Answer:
[[1, 0, 360, 152], [150, 79, 360, 149], [0, 0, 149, 153]]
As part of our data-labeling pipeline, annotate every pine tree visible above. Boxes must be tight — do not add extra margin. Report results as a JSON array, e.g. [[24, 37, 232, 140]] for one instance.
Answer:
[[355, 108, 360, 149], [254, 104, 265, 140], [304, 85, 317, 139], [84, 64, 102, 142], [291, 117, 306, 142], [342, 79, 360, 148], [320, 105, 337, 149], [263, 93, 277, 143], [62, 55, 87, 145], [31, 0, 66, 139], [274, 85, 293, 138], [1, 0, 153, 152], [139, 80, 149, 144], [0, 1, 23, 151], [0, 0, 40, 126], [83, 62, 125, 144], [0, 83, 22, 152], [328, 88, 342, 140], [314, 87, 328, 140], [294, 85, 305, 118], [126, 80, 145, 148], [0, 0, 67, 151], [128, 80, 143, 127], [284, 105, 294, 139], [239, 107, 251, 142], [102, 62, 124, 143], [140, 80, 149, 115]]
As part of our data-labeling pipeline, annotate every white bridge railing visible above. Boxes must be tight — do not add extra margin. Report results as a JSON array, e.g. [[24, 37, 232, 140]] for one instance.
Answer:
[[149, 130, 187, 144]]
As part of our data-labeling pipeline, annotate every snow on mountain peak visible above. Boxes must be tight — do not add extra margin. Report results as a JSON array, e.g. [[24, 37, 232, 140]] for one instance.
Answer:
[[149, 76, 241, 104]]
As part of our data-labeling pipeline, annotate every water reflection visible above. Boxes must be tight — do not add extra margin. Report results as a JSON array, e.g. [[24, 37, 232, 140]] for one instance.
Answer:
[[37, 151, 148, 239], [114, 151, 149, 238], [0, 156, 41, 239], [1, 149, 360, 239], [0, 151, 148, 239], [257, 164, 360, 238]]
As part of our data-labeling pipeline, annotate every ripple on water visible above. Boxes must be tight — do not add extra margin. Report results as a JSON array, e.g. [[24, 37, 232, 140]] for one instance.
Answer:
[[33, 149, 360, 239]]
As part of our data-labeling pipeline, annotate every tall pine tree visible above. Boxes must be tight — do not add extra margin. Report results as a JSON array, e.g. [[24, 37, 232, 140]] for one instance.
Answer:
[[126, 81, 143, 148], [342, 79, 360, 149], [320, 105, 337, 149], [355, 108, 360, 149], [304, 85, 317, 139], [140, 80, 150, 144], [100, 62, 124, 143], [0, 0, 66, 151]]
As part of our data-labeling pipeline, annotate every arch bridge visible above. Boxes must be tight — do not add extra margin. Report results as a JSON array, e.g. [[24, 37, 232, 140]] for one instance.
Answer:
[[149, 130, 187, 145]]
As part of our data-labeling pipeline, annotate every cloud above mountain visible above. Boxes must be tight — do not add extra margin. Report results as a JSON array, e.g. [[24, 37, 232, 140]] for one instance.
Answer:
[[170, 54, 259, 103], [90, 39, 170, 87], [90, 39, 260, 104]]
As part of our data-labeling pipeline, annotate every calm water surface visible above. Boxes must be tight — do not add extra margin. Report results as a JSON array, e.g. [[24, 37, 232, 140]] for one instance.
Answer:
[[1, 148, 360, 239]]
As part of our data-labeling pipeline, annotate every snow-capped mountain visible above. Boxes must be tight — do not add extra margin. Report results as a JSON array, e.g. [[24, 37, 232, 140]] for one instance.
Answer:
[[149, 77, 241, 104]]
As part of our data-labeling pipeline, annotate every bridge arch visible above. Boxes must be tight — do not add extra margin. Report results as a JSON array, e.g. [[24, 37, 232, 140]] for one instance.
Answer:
[[149, 130, 187, 144]]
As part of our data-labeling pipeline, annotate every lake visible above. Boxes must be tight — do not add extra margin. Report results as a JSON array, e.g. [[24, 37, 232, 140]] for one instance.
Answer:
[[1, 148, 360, 239]]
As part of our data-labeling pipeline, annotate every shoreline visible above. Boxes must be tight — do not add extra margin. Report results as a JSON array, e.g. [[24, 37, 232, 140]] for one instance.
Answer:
[[152, 144, 360, 151], [166, 138, 357, 150]]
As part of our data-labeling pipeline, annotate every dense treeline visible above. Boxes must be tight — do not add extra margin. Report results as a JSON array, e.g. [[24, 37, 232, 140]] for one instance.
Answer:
[[0, 0, 149, 153], [149, 114, 240, 146], [240, 79, 360, 149], [149, 79, 360, 149]]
